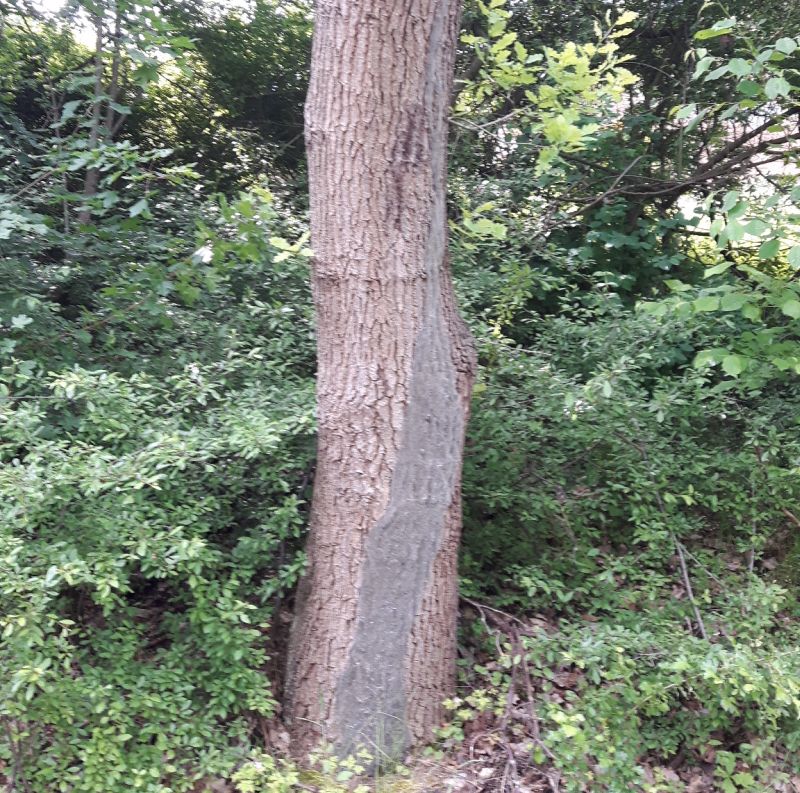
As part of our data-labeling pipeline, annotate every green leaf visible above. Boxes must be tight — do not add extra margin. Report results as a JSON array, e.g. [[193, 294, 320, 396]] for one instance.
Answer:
[[758, 239, 780, 260], [464, 217, 507, 239], [737, 79, 761, 96], [491, 31, 517, 53], [66, 74, 96, 90], [133, 64, 160, 86], [742, 303, 761, 321], [726, 219, 745, 241], [666, 279, 691, 291], [780, 298, 800, 318], [129, 198, 148, 217], [705, 64, 730, 80], [720, 292, 748, 311], [673, 104, 697, 121], [694, 295, 720, 312], [722, 354, 746, 376], [727, 200, 748, 220], [693, 56, 714, 78], [616, 10, 638, 26], [169, 35, 196, 51], [10, 314, 33, 329], [639, 301, 667, 316], [788, 246, 800, 270], [488, 19, 506, 37], [721, 191, 739, 212], [609, 27, 635, 39], [60, 100, 82, 123], [765, 76, 791, 99], [694, 348, 728, 367], [704, 261, 732, 277], [695, 27, 733, 41], [269, 236, 293, 250], [97, 190, 118, 209], [775, 37, 798, 54], [741, 218, 768, 236], [727, 58, 750, 76]]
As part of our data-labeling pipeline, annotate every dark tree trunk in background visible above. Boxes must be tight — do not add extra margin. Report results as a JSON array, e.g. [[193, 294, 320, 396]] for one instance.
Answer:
[[285, 0, 476, 758]]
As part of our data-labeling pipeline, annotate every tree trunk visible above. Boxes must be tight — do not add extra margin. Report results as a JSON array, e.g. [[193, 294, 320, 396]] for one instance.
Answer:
[[285, 0, 476, 759], [78, 12, 104, 225]]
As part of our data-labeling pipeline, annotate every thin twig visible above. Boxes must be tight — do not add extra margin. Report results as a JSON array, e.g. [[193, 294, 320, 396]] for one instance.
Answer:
[[572, 155, 644, 214], [460, 595, 528, 627], [783, 508, 800, 530], [672, 535, 709, 641]]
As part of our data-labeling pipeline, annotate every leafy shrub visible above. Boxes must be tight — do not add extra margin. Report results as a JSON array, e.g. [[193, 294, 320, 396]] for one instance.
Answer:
[[462, 300, 800, 608], [526, 601, 800, 791], [451, 297, 800, 790], [0, 354, 314, 791]]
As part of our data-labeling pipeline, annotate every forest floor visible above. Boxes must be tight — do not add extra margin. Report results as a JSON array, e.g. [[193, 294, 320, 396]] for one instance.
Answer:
[[244, 594, 800, 793]]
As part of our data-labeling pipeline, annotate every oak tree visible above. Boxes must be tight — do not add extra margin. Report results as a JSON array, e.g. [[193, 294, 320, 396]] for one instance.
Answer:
[[285, 0, 476, 758]]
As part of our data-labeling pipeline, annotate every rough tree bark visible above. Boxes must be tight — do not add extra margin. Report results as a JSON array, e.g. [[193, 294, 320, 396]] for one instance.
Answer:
[[285, 0, 476, 759]]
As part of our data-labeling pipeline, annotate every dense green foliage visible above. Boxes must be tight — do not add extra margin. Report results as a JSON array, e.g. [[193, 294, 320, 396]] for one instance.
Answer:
[[454, 306, 800, 790], [1, 0, 799, 790]]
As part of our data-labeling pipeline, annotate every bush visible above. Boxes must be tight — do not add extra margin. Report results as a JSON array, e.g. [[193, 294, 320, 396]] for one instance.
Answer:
[[452, 300, 800, 790], [0, 355, 314, 791]]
